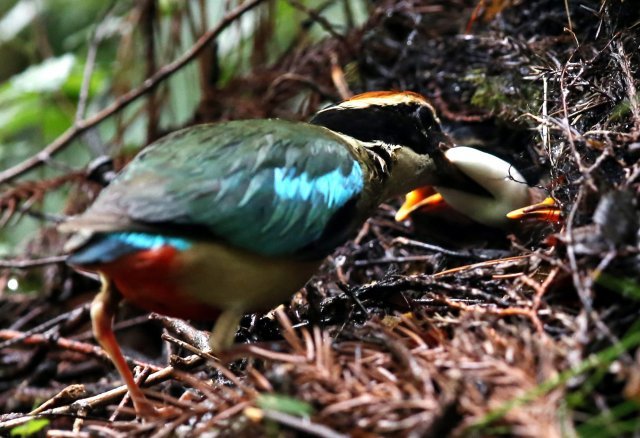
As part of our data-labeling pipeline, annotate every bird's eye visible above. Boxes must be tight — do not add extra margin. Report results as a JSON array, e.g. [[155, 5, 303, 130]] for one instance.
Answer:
[[417, 105, 439, 133]]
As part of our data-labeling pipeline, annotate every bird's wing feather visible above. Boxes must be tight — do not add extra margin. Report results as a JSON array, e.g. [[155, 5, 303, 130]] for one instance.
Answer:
[[63, 120, 365, 257]]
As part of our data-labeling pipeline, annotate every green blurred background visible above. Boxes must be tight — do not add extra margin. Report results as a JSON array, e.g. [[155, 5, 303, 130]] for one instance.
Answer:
[[0, 0, 370, 260]]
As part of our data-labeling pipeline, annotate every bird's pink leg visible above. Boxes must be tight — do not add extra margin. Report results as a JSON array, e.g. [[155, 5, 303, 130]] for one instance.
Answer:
[[91, 274, 156, 418]]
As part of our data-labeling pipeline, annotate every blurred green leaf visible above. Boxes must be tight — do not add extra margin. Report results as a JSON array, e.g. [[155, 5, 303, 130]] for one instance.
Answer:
[[62, 60, 108, 100], [577, 400, 640, 436], [10, 418, 49, 437], [0, 96, 41, 140], [596, 273, 640, 300], [11, 54, 75, 93], [0, 0, 37, 43], [257, 394, 314, 417]]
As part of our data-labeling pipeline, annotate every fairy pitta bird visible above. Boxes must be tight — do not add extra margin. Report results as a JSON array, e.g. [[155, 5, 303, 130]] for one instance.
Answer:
[[61, 91, 498, 417]]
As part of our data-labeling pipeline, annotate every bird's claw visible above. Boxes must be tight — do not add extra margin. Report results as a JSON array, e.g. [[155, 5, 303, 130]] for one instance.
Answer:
[[131, 396, 181, 420]]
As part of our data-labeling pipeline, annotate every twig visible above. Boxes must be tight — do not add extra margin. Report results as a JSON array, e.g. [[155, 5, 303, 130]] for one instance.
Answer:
[[432, 255, 532, 278], [330, 52, 351, 99], [252, 408, 348, 438], [0, 0, 265, 185], [0, 255, 68, 269], [614, 41, 640, 136], [265, 72, 341, 103], [0, 305, 88, 349], [0, 359, 195, 431], [142, 0, 159, 142], [563, 0, 573, 32], [75, 2, 118, 122], [275, 305, 306, 355], [285, 0, 348, 45], [392, 237, 508, 260], [160, 333, 257, 396], [0, 329, 163, 373]]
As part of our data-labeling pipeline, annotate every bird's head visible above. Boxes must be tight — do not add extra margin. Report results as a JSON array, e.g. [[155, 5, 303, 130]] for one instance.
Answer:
[[310, 91, 448, 155], [310, 91, 488, 197], [311, 91, 560, 228]]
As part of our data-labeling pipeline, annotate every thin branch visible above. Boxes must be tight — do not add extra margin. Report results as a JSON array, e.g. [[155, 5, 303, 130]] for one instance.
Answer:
[[142, 0, 159, 142], [285, 0, 348, 45], [0, 255, 68, 269], [0, 329, 163, 372], [75, 2, 119, 122], [255, 408, 348, 438]]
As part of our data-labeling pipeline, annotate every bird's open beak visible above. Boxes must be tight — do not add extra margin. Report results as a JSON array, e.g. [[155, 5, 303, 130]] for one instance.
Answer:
[[395, 187, 446, 222], [506, 197, 562, 223]]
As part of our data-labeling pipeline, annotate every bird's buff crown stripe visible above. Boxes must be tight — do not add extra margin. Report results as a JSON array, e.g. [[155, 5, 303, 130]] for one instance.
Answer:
[[319, 91, 438, 115], [110, 232, 192, 251], [273, 163, 363, 208]]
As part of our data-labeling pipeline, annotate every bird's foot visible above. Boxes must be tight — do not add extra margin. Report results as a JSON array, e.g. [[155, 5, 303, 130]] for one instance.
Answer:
[[132, 397, 181, 420]]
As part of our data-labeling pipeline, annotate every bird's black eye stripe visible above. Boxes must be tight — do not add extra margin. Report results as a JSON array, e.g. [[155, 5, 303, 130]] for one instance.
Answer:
[[310, 102, 444, 155]]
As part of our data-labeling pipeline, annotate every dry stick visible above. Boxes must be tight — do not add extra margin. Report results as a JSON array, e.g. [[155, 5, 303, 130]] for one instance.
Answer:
[[285, 0, 348, 45], [30, 385, 88, 415], [393, 237, 503, 260], [517, 267, 561, 334], [148, 412, 194, 438], [47, 430, 92, 438], [142, 0, 159, 142], [563, 0, 573, 32], [0, 355, 205, 431], [160, 332, 257, 397], [75, 32, 99, 122], [0, 0, 265, 185], [559, 56, 586, 175], [265, 73, 341, 102], [330, 52, 351, 100], [0, 329, 163, 373], [75, 2, 119, 122], [432, 255, 532, 278], [193, 401, 252, 435], [615, 41, 640, 136], [0, 306, 88, 349], [258, 408, 348, 438], [564, 187, 588, 307], [108, 367, 152, 422], [275, 305, 307, 355], [0, 255, 68, 269]]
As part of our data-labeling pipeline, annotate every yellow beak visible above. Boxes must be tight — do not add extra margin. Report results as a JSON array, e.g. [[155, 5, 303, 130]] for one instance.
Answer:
[[506, 197, 562, 223], [395, 187, 446, 222]]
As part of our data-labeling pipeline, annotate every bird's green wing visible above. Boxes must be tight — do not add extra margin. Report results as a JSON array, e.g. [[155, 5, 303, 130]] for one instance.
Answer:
[[69, 120, 366, 257]]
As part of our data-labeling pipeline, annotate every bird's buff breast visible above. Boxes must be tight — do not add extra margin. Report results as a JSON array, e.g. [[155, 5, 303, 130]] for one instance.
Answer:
[[98, 241, 321, 321]]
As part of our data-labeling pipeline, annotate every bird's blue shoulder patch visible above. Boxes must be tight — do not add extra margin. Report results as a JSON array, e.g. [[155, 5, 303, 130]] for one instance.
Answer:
[[67, 232, 192, 266], [111, 232, 192, 251], [273, 162, 363, 208]]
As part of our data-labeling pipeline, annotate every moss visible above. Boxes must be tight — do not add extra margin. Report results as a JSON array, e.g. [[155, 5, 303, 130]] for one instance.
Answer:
[[466, 70, 542, 122]]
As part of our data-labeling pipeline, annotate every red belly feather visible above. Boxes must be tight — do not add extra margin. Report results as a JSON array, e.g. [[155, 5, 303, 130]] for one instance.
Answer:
[[98, 246, 221, 321]]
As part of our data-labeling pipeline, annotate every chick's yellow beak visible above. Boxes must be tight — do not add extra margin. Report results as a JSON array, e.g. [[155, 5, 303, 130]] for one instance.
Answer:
[[395, 187, 446, 222], [506, 197, 561, 223]]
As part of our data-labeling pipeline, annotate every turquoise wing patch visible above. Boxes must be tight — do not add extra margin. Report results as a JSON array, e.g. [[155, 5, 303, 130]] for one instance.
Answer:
[[273, 164, 363, 208]]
